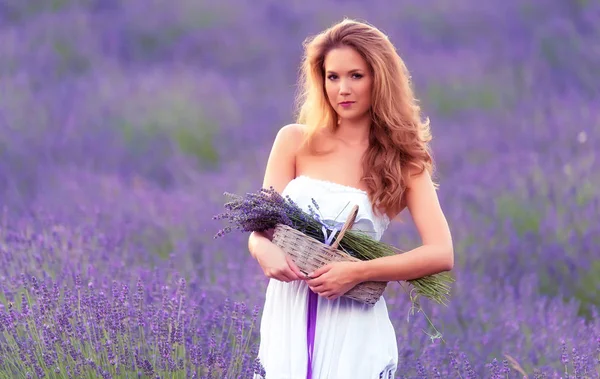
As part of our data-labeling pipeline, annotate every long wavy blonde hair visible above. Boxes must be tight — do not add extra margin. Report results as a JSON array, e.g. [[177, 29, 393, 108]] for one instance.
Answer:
[[295, 18, 436, 218]]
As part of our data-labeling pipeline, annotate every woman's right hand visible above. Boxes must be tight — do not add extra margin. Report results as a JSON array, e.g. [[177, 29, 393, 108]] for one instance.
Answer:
[[251, 233, 305, 282]]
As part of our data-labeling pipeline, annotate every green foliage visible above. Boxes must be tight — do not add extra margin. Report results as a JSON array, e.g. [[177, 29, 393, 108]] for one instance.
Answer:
[[151, 232, 175, 261], [134, 28, 186, 58], [538, 258, 600, 321], [574, 180, 595, 207], [1, 0, 92, 22], [113, 75, 223, 169], [52, 38, 91, 77], [572, 259, 600, 319], [123, 2, 241, 62], [426, 81, 500, 117], [494, 194, 541, 236], [173, 126, 220, 167]]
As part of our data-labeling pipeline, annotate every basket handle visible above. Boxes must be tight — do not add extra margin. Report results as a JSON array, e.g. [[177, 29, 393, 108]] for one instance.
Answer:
[[330, 204, 359, 249]]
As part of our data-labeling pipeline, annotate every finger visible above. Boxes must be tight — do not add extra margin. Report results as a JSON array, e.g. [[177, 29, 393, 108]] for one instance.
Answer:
[[285, 255, 305, 278], [322, 291, 338, 300], [283, 265, 302, 280], [308, 264, 331, 279], [272, 270, 293, 282], [284, 267, 303, 282], [325, 291, 340, 300], [281, 270, 297, 282], [307, 275, 327, 286], [289, 265, 303, 280], [309, 284, 326, 293]]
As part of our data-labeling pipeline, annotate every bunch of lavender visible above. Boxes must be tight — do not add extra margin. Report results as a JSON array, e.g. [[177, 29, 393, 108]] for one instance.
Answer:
[[213, 187, 310, 237], [213, 187, 454, 308]]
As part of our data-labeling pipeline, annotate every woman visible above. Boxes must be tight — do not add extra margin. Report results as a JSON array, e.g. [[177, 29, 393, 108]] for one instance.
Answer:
[[248, 18, 454, 379]]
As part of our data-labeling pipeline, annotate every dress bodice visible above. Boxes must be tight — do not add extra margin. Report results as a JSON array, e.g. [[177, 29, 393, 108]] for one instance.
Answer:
[[281, 175, 390, 241]]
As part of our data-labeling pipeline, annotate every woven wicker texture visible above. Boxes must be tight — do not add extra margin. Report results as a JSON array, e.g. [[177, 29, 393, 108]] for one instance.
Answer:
[[272, 204, 387, 306]]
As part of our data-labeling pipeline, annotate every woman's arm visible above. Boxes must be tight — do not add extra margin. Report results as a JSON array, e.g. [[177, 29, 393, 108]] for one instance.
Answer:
[[248, 230, 272, 259], [247, 123, 302, 257], [306, 165, 453, 299], [354, 167, 454, 282], [247, 124, 307, 281]]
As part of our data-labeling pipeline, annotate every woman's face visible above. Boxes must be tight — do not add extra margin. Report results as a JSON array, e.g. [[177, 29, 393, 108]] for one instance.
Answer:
[[323, 45, 373, 122]]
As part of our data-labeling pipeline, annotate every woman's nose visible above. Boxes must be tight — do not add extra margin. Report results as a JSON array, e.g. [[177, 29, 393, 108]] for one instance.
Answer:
[[339, 80, 351, 95]]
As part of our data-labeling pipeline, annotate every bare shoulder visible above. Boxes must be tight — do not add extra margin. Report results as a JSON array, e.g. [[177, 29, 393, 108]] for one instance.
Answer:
[[262, 123, 307, 194], [405, 164, 433, 188], [273, 123, 307, 157], [279, 123, 307, 142]]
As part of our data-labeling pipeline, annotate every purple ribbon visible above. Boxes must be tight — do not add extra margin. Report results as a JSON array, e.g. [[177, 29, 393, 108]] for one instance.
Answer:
[[306, 225, 338, 379], [306, 289, 318, 379]]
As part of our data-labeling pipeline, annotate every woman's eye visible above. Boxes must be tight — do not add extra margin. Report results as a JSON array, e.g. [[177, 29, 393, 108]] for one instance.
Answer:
[[326, 73, 361, 80]]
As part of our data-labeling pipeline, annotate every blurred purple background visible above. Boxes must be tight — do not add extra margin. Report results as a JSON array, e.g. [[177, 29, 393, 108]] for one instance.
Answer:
[[0, 1, 598, 377]]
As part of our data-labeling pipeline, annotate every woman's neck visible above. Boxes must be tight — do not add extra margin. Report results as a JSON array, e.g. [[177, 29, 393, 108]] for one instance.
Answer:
[[334, 116, 371, 146]]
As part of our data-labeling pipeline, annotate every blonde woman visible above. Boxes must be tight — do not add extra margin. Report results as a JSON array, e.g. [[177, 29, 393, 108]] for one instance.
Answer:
[[248, 18, 454, 379]]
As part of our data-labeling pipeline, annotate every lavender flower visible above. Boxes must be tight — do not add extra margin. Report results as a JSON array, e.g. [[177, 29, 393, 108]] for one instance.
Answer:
[[213, 187, 297, 237]]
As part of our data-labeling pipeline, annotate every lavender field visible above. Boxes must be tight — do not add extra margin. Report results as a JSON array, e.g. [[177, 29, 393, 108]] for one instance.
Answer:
[[0, 0, 599, 378]]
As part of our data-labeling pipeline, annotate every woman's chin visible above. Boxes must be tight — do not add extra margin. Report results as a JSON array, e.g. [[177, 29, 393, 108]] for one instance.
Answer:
[[336, 110, 369, 123]]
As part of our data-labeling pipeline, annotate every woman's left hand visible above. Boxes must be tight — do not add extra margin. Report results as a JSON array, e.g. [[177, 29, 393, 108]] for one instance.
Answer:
[[305, 261, 362, 301]]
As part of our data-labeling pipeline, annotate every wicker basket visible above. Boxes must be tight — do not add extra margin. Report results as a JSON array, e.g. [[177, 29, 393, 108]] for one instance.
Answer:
[[272, 204, 387, 306]]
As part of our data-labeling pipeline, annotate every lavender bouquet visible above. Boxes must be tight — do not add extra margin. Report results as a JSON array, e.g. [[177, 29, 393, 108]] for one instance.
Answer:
[[213, 187, 454, 308]]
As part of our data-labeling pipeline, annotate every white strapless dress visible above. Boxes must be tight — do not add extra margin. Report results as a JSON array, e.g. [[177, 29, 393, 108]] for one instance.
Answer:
[[254, 176, 398, 379]]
